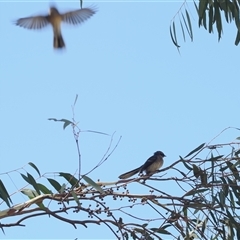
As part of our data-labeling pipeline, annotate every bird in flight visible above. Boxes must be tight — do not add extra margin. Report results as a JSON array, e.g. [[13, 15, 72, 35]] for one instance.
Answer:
[[14, 6, 97, 49]]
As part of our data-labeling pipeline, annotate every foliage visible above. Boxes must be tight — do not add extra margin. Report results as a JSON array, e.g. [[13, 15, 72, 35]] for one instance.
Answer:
[[1, 120, 240, 239], [170, 0, 240, 49]]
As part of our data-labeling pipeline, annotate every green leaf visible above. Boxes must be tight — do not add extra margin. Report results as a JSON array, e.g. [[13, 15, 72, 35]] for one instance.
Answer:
[[21, 189, 39, 198], [48, 118, 73, 130], [227, 177, 240, 201], [193, 0, 199, 15], [173, 21, 178, 44], [28, 162, 41, 176], [37, 183, 52, 194], [182, 13, 191, 38], [27, 173, 41, 194], [202, 10, 207, 29], [200, 171, 208, 185], [233, 2, 240, 32], [21, 189, 45, 208], [209, 5, 213, 33], [150, 228, 171, 235], [82, 175, 104, 194], [84, 130, 109, 136], [219, 190, 225, 206], [198, 0, 209, 26], [21, 173, 40, 195], [192, 164, 201, 178], [214, 1, 222, 41], [71, 191, 81, 207], [215, 192, 224, 211], [170, 24, 180, 48], [235, 30, 240, 45], [180, 156, 193, 170], [185, 143, 205, 158], [202, 218, 208, 233], [226, 162, 240, 180], [60, 183, 66, 194], [0, 180, 12, 207], [59, 172, 79, 188], [185, 9, 193, 41], [209, 210, 217, 225], [73, 94, 78, 106], [179, 20, 186, 42], [184, 188, 208, 197], [226, 209, 237, 228], [229, 190, 235, 208], [47, 178, 62, 193], [207, 155, 224, 162]]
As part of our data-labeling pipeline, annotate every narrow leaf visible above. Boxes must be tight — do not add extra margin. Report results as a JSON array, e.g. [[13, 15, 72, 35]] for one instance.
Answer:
[[21, 189, 45, 208], [26, 173, 41, 195], [73, 94, 78, 106], [47, 178, 62, 193], [48, 118, 73, 130], [209, 210, 217, 224], [185, 143, 205, 158], [185, 9, 193, 41], [184, 188, 208, 197], [173, 21, 178, 45], [28, 162, 41, 176], [235, 30, 240, 45], [37, 183, 52, 194], [170, 25, 181, 48], [72, 191, 81, 206], [84, 130, 109, 136], [60, 183, 66, 194], [82, 175, 104, 194], [180, 156, 193, 170], [182, 13, 191, 38], [214, 1, 222, 41], [198, 0, 209, 25], [202, 11, 207, 29], [209, 5, 213, 33], [207, 155, 224, 162], [0, 180, 12, 207], [59, 172, 79, 188], [179, 20, 186, 42], [150, 228, 171, 235], [21, 189, 39, 198], [21, 173, 31, 184], [193, 0, 199, 15]]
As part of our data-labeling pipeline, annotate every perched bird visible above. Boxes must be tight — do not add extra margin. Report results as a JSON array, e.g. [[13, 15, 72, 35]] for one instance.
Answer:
[[14, 6, 97, 49], [118, 151, 166, 179]]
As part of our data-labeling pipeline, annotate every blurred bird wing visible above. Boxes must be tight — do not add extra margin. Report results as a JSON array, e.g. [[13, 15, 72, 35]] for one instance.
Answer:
[[15, 15, 49, 29], [61, 7, 97, 25]]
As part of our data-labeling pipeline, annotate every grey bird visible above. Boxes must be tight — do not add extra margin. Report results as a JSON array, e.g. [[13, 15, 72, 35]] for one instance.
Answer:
[[14, 6, 97, 49], [118, 151, 166, 179]]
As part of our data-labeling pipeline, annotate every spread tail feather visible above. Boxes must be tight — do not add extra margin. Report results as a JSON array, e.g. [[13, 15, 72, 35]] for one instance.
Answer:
[[54, 34, 65, 49]]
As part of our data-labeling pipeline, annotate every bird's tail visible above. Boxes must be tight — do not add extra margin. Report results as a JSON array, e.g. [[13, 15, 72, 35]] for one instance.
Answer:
[[118, 167, 141, 179], [54, 33, 65, 49]]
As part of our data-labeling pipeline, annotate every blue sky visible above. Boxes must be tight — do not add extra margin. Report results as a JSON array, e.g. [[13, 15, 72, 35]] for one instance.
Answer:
[[1, 0, 240, 239]]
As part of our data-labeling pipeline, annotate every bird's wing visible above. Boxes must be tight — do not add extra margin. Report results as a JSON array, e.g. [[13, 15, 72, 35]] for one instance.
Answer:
[[139, 155, 156, 173], [15, 16, 49, 30], [61, 7, 97, 25]]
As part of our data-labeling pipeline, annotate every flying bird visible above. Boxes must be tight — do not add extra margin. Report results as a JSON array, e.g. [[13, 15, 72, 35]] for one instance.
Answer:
[[14, 6, 97, 49], [118, 151, 166, 179]]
